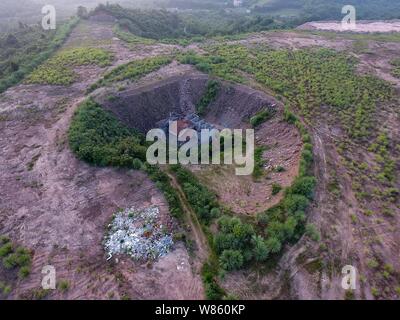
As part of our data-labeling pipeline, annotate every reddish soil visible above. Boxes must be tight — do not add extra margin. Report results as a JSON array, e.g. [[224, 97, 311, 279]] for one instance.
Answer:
[[0, 19, 203, 300]]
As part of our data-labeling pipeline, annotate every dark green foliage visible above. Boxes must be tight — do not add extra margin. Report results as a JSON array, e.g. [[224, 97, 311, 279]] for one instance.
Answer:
[[214, 216, 256, 270], [201, 262, 225, 300], [145, 165, 184, 220], [289, 176, 316, 199], [272, 183, 282, 195], [0, 236, 32, 279], [196, 80, 220, 115], [219, 250, 244, 271], [171, 165, 218, 223], [253, 146, 266, 179], [252, 235, 269, 262], [250, 109, 273, 128], [0, 242, 12, 257], [68, 99, 147, 167], [391, 58, 400, 78], [0, 17, 79, 93], [95, 4, 186, 40]]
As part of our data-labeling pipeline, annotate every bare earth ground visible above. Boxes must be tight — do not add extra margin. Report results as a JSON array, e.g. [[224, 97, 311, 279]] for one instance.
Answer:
[[298, 20, 400, 33], [192, 109, 302, 216], [0, 19, 203, 300]]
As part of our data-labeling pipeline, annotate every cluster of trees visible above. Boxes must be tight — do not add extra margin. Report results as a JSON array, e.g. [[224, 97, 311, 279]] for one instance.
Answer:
[[68, 99, 147, 168], [0, 17, 79, 92], [94, 4, 187, 40], [95, 3, 295, 42], [171, 165, 220, 223]]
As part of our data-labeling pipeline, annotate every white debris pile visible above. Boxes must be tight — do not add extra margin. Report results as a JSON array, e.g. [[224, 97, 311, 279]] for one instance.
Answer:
[[104, 206, 173, 261]]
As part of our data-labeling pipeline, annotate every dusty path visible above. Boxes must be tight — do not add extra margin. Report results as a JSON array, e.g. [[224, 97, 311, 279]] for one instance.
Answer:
[[166, 171, 210, 266]]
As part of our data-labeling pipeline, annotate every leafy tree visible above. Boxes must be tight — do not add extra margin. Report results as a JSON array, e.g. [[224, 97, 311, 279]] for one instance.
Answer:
[[220, 250, 244, 271], [252, 235, 269, 262], [265, 236, 282, 254]]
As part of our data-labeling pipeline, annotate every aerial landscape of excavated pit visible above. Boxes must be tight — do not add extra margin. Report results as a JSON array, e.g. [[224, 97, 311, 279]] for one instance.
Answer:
[[92, 73, 303, 215]]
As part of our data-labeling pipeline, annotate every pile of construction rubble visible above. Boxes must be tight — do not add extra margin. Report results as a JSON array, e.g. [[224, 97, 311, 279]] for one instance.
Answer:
[[104, 206, 173, 261]]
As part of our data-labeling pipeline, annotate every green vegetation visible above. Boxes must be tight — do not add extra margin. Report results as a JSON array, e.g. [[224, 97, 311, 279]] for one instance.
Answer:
[[369, 132, 396, 183], [171, 165, 219, 224], [305, 224, 321, 242], [0, 235, 32, 280], [58, 280, 70, 292], [0, 281, 12, 297], [390, 58, 400, 79], [253, 146, 266, 179], [180, 45, 392, 141], [145, 165, 184, 221], [0, 17, 79, 92], [89, 56, 172, 91], [196, 80, 220, 115], [69, 99, 147, 167], [272, 183, 282, 195], [250, 109, 273, 128], [26, 47, 112, 86], [97, 3, 293, 43]]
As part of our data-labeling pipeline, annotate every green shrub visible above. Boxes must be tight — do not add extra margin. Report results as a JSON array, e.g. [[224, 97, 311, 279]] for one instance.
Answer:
[[26, 47, 112, 85], [196, 80, 220, 115], [18, 266, 31, 279], [252, 235, 269, 262], [219, 250, 244, 271], [0, 242, 13, 257], [69, 99, 147, 167], [305, 224, 321, 242], [289, 176, 316, 199], [250, 109, 273, 128], [90, 56, 172, 91], [58, 280, 70, 292], [272, 183, 282, 195]]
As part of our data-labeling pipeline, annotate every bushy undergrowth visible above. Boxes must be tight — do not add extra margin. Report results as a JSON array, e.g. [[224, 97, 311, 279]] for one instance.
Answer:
[[0, 235, 32, 280], [89, 56, 172, 91], [0, 17, 79, 92], [68, 98, 147, 167], [250, 109, 273, 128], [390, 58, 400, 79], [196, 80, 220, 115], [179, 45, 393, 140], [170, 165, 219, 224], [26, 47, 112, 85]]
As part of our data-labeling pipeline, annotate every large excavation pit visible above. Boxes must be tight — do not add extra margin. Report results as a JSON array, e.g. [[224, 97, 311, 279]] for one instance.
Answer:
[[94, 74, 303, 215]]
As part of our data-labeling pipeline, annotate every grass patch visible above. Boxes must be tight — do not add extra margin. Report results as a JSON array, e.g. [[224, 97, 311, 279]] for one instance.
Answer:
[[26, 47, 113, 85], [0, 17, 79, 93], [89, 56, 172, 91]]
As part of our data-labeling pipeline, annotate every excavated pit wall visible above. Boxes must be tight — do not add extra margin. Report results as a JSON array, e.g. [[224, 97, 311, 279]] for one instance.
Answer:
[[95, 74, 278, 133]]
